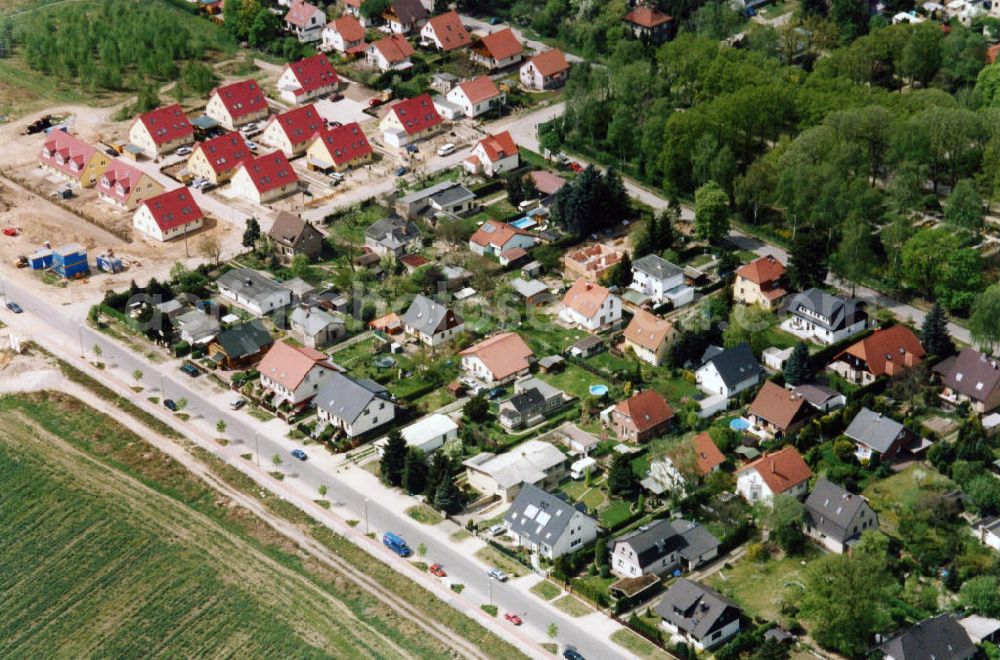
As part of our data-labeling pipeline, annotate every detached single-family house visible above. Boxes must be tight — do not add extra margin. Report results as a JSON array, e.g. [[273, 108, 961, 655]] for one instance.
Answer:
[[267, 211, 324, 262], [624, 309, 678, 366], [935, 347, 1000, 414], [175, 308, 220, 345], [468, 220, 535, 256], [519, 48, 570, 90], [829, 325, 925, 386], [316, 372, 396, 437], [206, 80, 269, 131], [503, 483, 597, 559], [470, 28, 523, 69], [463, 131, 519, 177], [217, 268, 293, 316], [695, 344, 763, 399], [128, 104, 194, 157], [630, 254, 694, 307], [379, 94, 443, 147], [39, 132, 109, 188], [284, 0, 325, 42], [260, 104, 326, 157], [401, 294, 464, 346], [499, 377, 566, 430], [208, 320, 274, 370], [342, 0, 369, 26], [559, 279, 621, 331], [746, 381, 812, 440], [133, 187, 204, 242], [383, 413, 458, 456], [367, 34, 415, 72], [460, 332, 534, 385], [783, 288, 868, 345], [973, 516, 1000, 552], [803, 477, 878, 554], [464, 439, 567, 502], [444, 76, 504, 118], [844, 407, 917, 463], [97, 160, 164, 210], [734, 446, 812, 506], [323, 15, 366, 54], [733, 255, 788, 310], [623, 4, 674, 44], [606, 390, 674, 443], [288, 306, 345, 348], [881, 615, 977, 660], [230, 151, 300, 205], [563, 243, 622, 281], [642, 432, 725, 496], [276, 54, 340, 104], [396, 181, 476, 219], [420, 10, 470, 51], [382, 0, 428, 34], [656, 579, 741, 651], [305, 123, 373, 172], [186, 132, 251, 184], [612, 519, 720, 578], [258, 340, 338, 406], [365, 216, 420, 257]]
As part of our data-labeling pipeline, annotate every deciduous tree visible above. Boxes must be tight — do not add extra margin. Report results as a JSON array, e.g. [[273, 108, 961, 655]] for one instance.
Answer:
[[693, 180, 730, 243]]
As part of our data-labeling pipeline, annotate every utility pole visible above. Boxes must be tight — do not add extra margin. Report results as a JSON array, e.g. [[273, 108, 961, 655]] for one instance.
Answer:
[[363, 498, 369, 535], [159, 372, 164, 399], [489, 579, 493, 606], [78, 325, 84, 358], [254, 431, 260, 467]]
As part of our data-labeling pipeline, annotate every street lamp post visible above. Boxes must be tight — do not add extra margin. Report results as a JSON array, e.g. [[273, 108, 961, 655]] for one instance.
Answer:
[[78, 325, 84, 358], [489, 579, 493, 606], [363, 498, 369, 535], [159, 373, 164, 399], [254, 431, 260, 467]]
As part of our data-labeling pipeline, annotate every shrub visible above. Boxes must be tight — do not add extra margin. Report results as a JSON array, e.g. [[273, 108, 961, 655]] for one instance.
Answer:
[[173, 341, 191, 357]]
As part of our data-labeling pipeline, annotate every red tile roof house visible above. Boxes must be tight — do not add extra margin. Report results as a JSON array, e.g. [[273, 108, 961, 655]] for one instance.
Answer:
[[259, 103, 326, 157], [460, 332, 535, 385], [464, 131, 520, 177], [444, 75, 505, 118], [828, 325, 925, 386], [305, 122, 373, 172], [746, 381, 813, 440], [206, 80, 269, 131], [284, 0, 326, 43], [132, 187, 205, 242], [186, 132, 252, 184], [128, 104, 194, 158], [733, 255, 788, 310], [322, 15, 367, 55], [470, 28, 524, 70], [366, 33, 415, 72], [382, 0, 428, 34], [39, 132, 110, 188], [229, 151, 300, 205], [623, 4, 674, 44], [644, 432, 725, 495], [378, 94, 443, 148], [276, 54, 340, 104], [559, 278, 622, 331], [96, 160, 165, 210], [342, 0, 370, 26], [519, 48, 570, 90], [734, 446, 812, 506], [605, 390, 674, 443], [420, 10, 472, 52], [468, 219, 536, 257], [258, 340, 339, 407]]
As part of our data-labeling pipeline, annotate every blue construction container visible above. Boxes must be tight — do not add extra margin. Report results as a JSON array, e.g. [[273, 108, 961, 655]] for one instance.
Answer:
[[28, 248, 53, 270], [96, 253, 123, 274], [52, 243, 89, 278]]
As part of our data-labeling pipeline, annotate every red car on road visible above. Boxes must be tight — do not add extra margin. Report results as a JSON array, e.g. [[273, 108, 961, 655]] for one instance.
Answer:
[[568, 162, 584, 173], [504, 612, 522, 626], [429, 563, 447, 577]]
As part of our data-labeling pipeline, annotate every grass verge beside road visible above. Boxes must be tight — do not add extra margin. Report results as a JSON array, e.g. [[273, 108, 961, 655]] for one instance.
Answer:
[[475, 545, 530, 578], [610, 629, 672, 659]]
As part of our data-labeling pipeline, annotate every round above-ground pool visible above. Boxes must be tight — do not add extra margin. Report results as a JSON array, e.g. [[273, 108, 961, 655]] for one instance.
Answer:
[[730, 418, 751, 431], [589, 384, 609, 396], [374, 355, 396, 368]]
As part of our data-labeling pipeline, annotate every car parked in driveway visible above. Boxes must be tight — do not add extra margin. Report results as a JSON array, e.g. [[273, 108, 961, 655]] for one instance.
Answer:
[[164, 399, 178, 411], [6, 302, 23, 313], [291, 448, 308, 461], [488, 524, 506, 537], [487, 567, 508, 582], [180, 363, 199, 377], [176, 146, 192, 156]]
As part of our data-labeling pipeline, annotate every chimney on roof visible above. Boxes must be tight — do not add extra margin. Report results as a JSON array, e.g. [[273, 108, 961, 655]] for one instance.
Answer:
[[771, 461, 776, 473]]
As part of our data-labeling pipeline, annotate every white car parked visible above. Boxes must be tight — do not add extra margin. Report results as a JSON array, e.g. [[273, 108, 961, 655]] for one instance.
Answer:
[[436, 143, 456, 156]]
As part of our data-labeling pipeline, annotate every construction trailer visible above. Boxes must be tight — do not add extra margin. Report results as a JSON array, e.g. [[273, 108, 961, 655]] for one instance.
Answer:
[[96, 253, 124, 274], [52, 243, 89, 278], [28, 248, 53, 270]]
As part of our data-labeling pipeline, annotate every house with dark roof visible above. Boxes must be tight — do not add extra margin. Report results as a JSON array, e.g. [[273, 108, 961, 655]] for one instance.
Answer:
[[315, 372, 396, 437], [397, 180, 477, 219], [208, 320, 274, 370], [803, 477, 878, 554], [365, 216, 420, 257], [734, 446, 812, 506], [630, 254, 693, 308], [401, 294, 464, 346], [829, 325, 925, 386], [695, 344, 763, 399], [470, 28, 523, 69], [499, 377, 566, 430], [611, 519, 721, 578], [935, 347, 1000, 414], [503, 483, 598, 559], [605, 390, 674, 443], [746, 381, 813, 440], [655, 578, 741, 651], [844, 407, 918, 463], [288, 305, 345, 349], [880, 615, 976, 660], [782, 288, 868, 345], [643, 432, 726, 496], [267, 211, 324, 262], [382, 0, 428, 34], [520, 48, 570, 90]]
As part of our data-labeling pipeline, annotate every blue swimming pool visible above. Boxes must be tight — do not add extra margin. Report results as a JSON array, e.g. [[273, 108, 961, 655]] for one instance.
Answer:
[[730, 418, 750, 431], [511, 217, 536, 230], [589, 384, 609, 396]]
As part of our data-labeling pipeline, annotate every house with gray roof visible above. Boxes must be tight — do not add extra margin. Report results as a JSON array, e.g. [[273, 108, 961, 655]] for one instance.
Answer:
[[695, 343, 763, 400], [656, 578, 742, 651], [401, 294, 464, 346], [208, 320, 274, 369], [503, 483, 598, 559], [511, 277, 551, 306], [463, 439, 566, 502], [288, 306, 345, 349], [881, 614, 976, 660], [315, 372, 396, 438], [499, 376, 566, 430], [935, 347, 1000, 414], [174, 308, 221, 344], [803, 477, 878, 554], [844, 407, 916, 463], [396, 181, 476, 219], [782, 288, 868, 345], [365, 216, 421, 257], [267, 211, 323, 262], [630, 254, 694, 307], [611, 518, 720, 578], [217, 268, 292, 316]]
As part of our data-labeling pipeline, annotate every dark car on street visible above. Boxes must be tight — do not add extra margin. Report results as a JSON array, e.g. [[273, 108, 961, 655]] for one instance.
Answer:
[[164, 399, 178, 411]]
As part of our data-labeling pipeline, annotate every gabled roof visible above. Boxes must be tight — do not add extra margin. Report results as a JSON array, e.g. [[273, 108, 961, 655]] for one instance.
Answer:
[[504, 482, 592, 546], [465, 440, 565, 489], [477, 28, 523, 60], [624, 5, 672, 27], [401, 294, 462, 335], [562, 278, 613, 318], [455, 75, 501, 104], [285, 0, 322, 27], [214, 320, 273, 359], [283, 54, 340, 95], [371, 33, 415, 63], [387, 0, 427, 24], [880, 615, 976, 660], [624, 309, 675, 352], [633, 253, 683, 280], [192, 132, 251, 174], [937, 347, 1000, 403], [386, 94, 442, 135], [530, 170, 567, 195], [844, 407, 907, 453], [698, 343, 762, 389], [217, 268, 287, 303], [615, 390, 674, 433], [469, 220, 533, 249], [527, 49, 569, 77], [736, 255, 786, 286], [267, 104, 325, 146], [655, 578, 740, 643], [735, 446, 812, 495], [784, 288, 866, 333], [668, 432, 725, 477], [236, 151, 299, 194], [425, 10, 471, 50], [267, 211, 321, 249], [139, 187, 204, 232], [310, 122, 372, 166], [459, 332, 534, 382], [211, 80, 268, 120], [39, 132, 99, 178], [98, 160, 149, 204], [474, 131, 517, 163], [134, 104, 193, 146], [836, 325, 924, 378], [259, 340, 335, 392], [747, 381, 810, 431], [289, 306, 343, 337], [365, 216, 419, 247], [327, 15, 365, 42], [613, 519, 720, 569], [316, 372, 392, 424], [804, 477, 873, 544]]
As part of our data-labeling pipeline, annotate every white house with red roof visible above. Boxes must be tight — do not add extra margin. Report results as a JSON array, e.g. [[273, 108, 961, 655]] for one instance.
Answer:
[[444, 76, 504, 118], [284, 0, 325, 42], [96, 160, 165, 210], [206, 80, 269, 131], [468, 220, 536, 257], [186, 132, 252, 184], [133, 187, 205, 242], [379, 94, 443, 147], [519, 49, 570, 90], [560, 278, 621, 331], [735, 446, 812, 506], [277, 54, 340, 104], [470, 28, 523, 70], [39, 131, 109, 188], [460, 332, 535, 385], [230, 151, 300, 205], [464, 131, 519, 177], [420, 10, 471, 51], [260, 104, 326, 156], [128, 104, 194, 157], [322, 15, 366, 54], [341, 0, 372, 26], [305, 122, 373, 172], [366, 34, 415, 72], [258, 340, 339, 406]]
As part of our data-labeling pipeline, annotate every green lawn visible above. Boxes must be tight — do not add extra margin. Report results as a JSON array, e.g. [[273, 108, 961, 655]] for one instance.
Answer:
[[599, 500, 633, 529], [541, 363, 604, 400], [406, 504, 444, 525], [610, 629, 672, 659], [474, 546, 529, 578], [553, 595, 593, 617], [708, 547, 821, 621], [863, 464, 954, 534], [530, 580, 562, 601]]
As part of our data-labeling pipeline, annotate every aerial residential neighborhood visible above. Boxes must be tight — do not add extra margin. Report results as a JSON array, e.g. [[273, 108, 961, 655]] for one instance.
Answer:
[[6, 0, 1000, 658]]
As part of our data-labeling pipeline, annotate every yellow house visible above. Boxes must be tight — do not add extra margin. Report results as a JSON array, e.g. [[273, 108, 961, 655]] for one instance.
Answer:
[[38, 132, 109, 188], [733, 255, 789, 310], [305, 122, 373, 172], [623, 309, 678, 367], [186, 133, 252, 185], [378, 94, 442, 148]]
